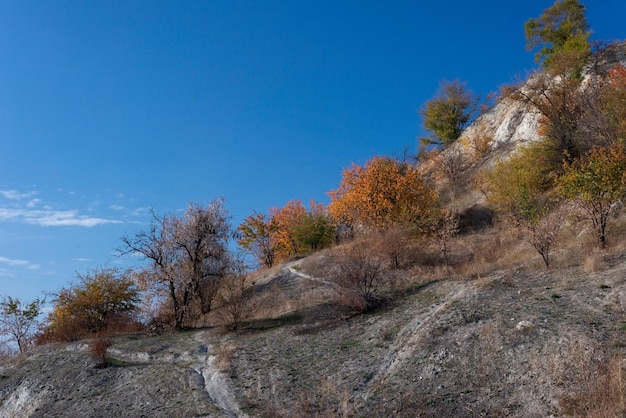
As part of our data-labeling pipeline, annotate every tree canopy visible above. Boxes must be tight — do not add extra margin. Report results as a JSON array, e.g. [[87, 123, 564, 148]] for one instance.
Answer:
[[328, 156, 439, 232], [238, 200, 335, 267], [43, 268, 140, 342], [556, 143, 626, 247], [0, 296, 44, 353], [524, 0, 590, 75], [419, 80, 478, 147]]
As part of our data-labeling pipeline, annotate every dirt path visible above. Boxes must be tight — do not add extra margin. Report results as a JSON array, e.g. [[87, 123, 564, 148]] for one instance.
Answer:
[[358, 281, 473, 400], [192, 332, 247, 418], [284, 259, 339, 290]]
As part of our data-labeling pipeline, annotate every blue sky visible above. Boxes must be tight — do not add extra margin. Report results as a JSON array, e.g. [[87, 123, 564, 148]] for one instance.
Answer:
[[1, 1, 625, 303]]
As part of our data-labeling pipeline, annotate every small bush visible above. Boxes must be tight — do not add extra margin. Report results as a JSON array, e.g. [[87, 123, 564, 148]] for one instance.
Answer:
[[214, 344, 236, 372], [583, 251, 608, 273], [334, 240, 385, 312], [375, 226, 412, 269], [215, 271, 255, 331], [90, 335, 112, 368]]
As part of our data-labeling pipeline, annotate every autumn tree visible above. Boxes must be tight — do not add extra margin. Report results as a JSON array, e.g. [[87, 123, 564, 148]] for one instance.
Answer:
[[237, 211, 276, 268], [485, 141, 562, 266], [121, 201, 234, 330], [524, 0, 591, 76], [269, 199, 308, 258], [0, 296, 44, 354], [291, 201, 335, 252], [42, 268, 140, 341], [556, 144, 626, 248], [238, 200, 335, 266], [419, 80, 479, 147], [328, 156, 439, 232]]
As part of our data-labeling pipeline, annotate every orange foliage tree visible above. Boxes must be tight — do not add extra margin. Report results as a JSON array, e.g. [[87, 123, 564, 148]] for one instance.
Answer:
[[328, 156, 439, 232], [269, 199, 308, 257], [238, 200, 335, 266]]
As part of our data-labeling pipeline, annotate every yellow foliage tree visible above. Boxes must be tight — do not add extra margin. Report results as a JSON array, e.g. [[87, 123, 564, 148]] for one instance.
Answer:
[[484, 141, 562, 267], [42, 268, 140, 342], [328, 156, 439, 232], [557, 143, 626, 247]]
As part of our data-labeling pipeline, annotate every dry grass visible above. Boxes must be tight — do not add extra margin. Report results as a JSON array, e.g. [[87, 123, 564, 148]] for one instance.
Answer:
[[583, 251, 609, 273], [214, 343, 236, 373], [558, 343, 626, 418]]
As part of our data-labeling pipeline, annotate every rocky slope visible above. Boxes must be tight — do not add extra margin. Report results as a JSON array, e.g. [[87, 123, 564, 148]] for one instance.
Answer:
[[3, 254, 626, 417]]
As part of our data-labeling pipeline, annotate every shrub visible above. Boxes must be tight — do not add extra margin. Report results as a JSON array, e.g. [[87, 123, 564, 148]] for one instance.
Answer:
[[216, 269, 255, 331], [334, 240, 385, 312], [90, 335, 112, 368]]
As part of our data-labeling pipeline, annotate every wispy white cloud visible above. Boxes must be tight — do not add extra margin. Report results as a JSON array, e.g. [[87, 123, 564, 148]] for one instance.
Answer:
[[109, 205, 125, 211], [0, 256, 40, 270], [0, 268, 16, 278], [0, 207, 120, 227], [0, 190, 37, 200], [130, 207, 150, 216], [27, 209, 121, 227], [26, 199, 42, 208], [0, 256, 30, 266], [0, 189, 122, 228]]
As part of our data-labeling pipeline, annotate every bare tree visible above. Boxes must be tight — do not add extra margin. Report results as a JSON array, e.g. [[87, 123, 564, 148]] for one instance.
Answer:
[[433, 210, 460, 270], [335, 241, 384, 312], [432, 149, 467, 183], [518, 211, 561, 268], [216, 260, 255, 330], [376, 226, 410, 269], [516, 74, 587, 162], [120, 201, 233, 330], [0, 296, 44, 354]]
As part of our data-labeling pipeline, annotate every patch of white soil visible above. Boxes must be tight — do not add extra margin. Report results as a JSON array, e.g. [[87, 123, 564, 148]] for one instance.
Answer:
[[193, 333, 247, 418]]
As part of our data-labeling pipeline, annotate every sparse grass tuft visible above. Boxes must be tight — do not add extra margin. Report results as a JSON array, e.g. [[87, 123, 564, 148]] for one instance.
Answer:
[[214, 343, 236, 373]]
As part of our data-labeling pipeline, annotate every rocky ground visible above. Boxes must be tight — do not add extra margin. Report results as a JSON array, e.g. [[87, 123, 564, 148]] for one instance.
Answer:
[[2, 251, 626, 417]]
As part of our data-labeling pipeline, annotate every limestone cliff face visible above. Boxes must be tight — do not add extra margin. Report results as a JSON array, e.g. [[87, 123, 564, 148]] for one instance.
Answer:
[[440, 42, 626, 211], [458, 42, 626, 160], [460, 98, 540, 155]]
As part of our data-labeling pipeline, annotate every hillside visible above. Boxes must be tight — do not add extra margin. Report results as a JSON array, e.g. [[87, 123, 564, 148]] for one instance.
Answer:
[[3, 44, 626, 418], [2, 253, 626, 417]]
